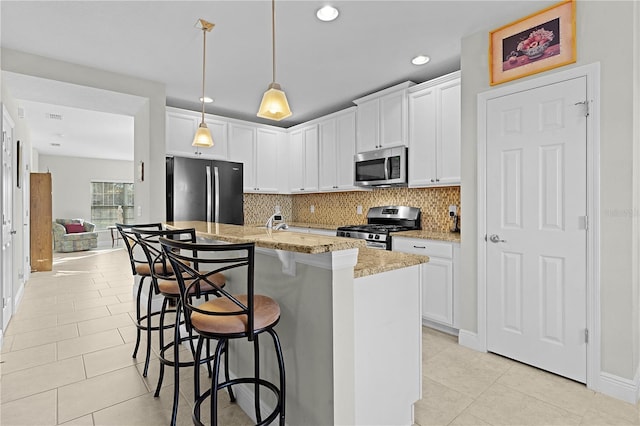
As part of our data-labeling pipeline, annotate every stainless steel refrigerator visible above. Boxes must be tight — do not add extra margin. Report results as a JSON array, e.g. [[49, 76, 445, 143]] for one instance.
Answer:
[[166, 156, 244, 225]]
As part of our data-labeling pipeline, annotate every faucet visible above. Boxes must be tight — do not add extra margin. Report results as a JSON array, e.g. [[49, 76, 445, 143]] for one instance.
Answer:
[[266, 213, 288, 230]]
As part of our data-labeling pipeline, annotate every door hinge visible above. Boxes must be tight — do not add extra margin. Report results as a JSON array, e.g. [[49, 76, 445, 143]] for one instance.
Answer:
[[585, 329, 589, 343], [575, 100, 590, 117], [579, 215, 589, 230]]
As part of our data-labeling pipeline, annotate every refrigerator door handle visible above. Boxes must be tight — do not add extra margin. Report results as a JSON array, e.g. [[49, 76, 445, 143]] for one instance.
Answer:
[[213, 166, 220, 223], [206, 165, 212, 222]]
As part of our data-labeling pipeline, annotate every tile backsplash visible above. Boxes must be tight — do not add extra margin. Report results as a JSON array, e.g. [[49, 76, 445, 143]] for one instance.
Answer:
[[245, 186, 460, 232]]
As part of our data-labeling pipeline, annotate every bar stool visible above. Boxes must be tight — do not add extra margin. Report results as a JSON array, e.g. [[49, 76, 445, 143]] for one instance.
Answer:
[[116, 222, 163, 377], [134, 227, 227, 426], [160, 238, 286, 426]]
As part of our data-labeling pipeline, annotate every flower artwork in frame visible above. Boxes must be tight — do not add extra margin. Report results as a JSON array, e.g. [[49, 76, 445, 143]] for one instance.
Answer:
[[489, 0, 576, 85]]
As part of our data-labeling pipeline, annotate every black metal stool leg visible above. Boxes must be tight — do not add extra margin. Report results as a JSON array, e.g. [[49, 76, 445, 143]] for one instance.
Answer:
[[142, 279, 154, 377], [210, 338, 226, 426], [269, 329, 286, 426], [154, 297, 171, 397], [170, 300, 182, 426], [224, 341, 235, 402], [193, 336, 206, 425], [253, 335, 261, 424], [132, 276, 146, 359]]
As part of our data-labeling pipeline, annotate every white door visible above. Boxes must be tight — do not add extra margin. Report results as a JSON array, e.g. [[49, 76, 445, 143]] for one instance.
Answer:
[[486, 76, 588, 383], [2, 108, 15, 331]]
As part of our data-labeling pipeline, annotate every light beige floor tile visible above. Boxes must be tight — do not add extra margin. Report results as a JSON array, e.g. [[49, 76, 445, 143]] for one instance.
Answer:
[[1, 356, 85, 404], [92, 387, 192, 426], [448, 411, 494, 425], [4, 313, 58, 336], [83, 342, 148, 378], [0, 389, 57, 425], [497, 362, 596, 416], [12, 301, 75, 321], [57, 306, 111, 326], [56, 290, 103, 303], [10, 323, 78, 351], [98, 286, 133, 297], [1, 334, 14, 353], [422, 328, 458, 361], [73, 296, 122, 311], [590, 392, 640, 424], [77, 312, 134, 336], [580, 408, 639, 425], [115, 292, 133, 302], [117, 324, 139, 343], [424, 344, 511, 398], [57, 366, 149, 423], [464, 383, 582, 425], [57, 329, 124, 360], [106, 301, 136, 315], [59, 414, 95, 425], [0, 342, 57, 375], [413, 377, 474, 426]]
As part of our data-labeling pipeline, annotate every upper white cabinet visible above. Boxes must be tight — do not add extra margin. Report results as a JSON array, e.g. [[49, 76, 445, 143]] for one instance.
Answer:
[[166, 107, 228, 160], [228, 123, 285, 193], [289, 125, 319, 193], [318, 108, 358, 191], [408, 72, 461, 187], [353, 81, 414, 153]]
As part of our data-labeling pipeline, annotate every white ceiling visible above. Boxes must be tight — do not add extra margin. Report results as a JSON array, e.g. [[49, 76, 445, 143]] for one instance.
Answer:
[[1, 0, 554, 161]]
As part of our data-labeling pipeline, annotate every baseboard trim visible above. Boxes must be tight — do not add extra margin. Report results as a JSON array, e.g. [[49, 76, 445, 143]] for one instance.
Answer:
[[598, 371, 639, 404], [457, 329, 485, 352], [14, 282, 25, 313], [422, 319, 458, 337]]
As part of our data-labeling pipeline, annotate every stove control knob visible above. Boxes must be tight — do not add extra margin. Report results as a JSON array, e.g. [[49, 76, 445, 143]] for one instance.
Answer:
[[368, 234, 373, 239], [346, 232, 351, 237], [337, 231, 344, 237], [374, 235, 380, 240]]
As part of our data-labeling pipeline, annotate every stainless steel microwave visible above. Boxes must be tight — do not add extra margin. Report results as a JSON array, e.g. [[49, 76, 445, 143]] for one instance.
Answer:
[[354, 146, 408, 187]]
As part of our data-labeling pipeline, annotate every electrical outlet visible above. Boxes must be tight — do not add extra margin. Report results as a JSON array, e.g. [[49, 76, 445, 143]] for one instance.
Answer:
[[357, 205, 363, 215], [137, 206, 142, 217], [275, 205, 281, 213], [310, 205, 315, 213], [448, 205, 457, 217]]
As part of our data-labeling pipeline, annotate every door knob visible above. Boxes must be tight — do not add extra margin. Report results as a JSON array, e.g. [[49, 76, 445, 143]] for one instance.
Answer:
[[488, 234, 506, 243]]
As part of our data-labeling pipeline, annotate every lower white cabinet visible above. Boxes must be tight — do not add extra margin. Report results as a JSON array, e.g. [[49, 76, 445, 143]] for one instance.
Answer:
[[392, 236, 459, 328]]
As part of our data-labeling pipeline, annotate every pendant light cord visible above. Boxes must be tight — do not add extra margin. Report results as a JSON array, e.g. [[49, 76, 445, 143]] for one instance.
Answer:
[[271, 0, 276, 84], [201, 26, 207, 122]]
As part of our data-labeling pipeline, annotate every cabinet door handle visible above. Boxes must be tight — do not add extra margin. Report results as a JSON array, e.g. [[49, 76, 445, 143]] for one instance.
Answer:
[[430, 179, 435, 183], [413, 245, 426, 249]]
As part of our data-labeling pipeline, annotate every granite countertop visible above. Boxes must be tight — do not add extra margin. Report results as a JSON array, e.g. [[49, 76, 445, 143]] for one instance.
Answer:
[[393, 229, 461, 243], [165, 221, 365, 254], [165, 221, 429, 277], [354, 248, 429, 278], [285, 222, 339, 231]]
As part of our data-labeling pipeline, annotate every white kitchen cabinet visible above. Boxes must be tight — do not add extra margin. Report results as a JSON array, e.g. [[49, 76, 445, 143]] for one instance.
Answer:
[[289, 124, 319, 193], [166, 107, 228, 160], [228, 123, 283, 193], [408, 72, 460, 187], [353, 81, 414, 153], [392, 236, 459, 328], [319, 108, 358, 191]]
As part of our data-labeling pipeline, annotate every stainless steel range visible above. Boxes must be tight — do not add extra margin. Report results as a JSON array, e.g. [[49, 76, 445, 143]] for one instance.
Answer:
[[336, 206, 421, 250]]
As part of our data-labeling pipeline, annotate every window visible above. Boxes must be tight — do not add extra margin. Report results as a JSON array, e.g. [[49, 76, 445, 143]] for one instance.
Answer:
[[90, 182, 134, 230]]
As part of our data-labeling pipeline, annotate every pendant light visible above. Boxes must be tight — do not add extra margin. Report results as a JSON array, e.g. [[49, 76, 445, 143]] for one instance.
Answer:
[[193, 19, 215, 148], [257, 0, 292, 121]]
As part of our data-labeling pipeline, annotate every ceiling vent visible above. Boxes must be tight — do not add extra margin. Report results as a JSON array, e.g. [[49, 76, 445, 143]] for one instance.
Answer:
[[47, 113, 63, 120]]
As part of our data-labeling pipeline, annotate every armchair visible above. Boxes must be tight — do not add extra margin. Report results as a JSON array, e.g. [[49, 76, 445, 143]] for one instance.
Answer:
[[52, 219, 99, 252]]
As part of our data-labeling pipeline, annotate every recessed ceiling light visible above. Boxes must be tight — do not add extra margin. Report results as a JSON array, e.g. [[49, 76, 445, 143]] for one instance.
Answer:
[[200, 97, 214, 103], [411, 55, 431, 65], [316, 5, 339, 22]]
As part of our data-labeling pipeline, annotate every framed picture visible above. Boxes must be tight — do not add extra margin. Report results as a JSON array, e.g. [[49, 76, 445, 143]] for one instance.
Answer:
[[489, 0, 576, 85]]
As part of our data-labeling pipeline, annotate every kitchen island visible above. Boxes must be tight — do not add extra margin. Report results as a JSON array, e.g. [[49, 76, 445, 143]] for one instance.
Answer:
[[166, 221, 428, 425]]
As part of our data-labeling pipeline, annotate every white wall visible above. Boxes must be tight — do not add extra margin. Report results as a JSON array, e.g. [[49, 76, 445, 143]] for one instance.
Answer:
[[459, 0, 639, 386], [37, 154, 134, 246], [1, 48, 166, 225]]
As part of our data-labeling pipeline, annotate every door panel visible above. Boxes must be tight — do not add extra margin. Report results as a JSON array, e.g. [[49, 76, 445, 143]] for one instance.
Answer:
[[486, 76, 587, 383]]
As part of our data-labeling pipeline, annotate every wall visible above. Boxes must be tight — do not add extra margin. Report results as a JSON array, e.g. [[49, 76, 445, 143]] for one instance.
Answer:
[[459, 0, 639, 385], [1, 48, 166, 225], [37, 155, 134, 246]]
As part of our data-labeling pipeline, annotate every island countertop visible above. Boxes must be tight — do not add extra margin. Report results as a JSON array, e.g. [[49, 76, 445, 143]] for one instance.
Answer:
[[165, 221, 428, 277], [165, 221, 365, 254]]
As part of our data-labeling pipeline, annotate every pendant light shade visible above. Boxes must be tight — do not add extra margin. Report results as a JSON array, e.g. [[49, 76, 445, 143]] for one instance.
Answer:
[[257, 0, 292, 121], [193, 19, 214, 148], [257, 82, 292, 120]]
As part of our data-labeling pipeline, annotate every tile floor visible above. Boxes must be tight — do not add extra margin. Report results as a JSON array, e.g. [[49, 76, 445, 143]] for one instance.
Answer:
[[1, 247, 638, 425]]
